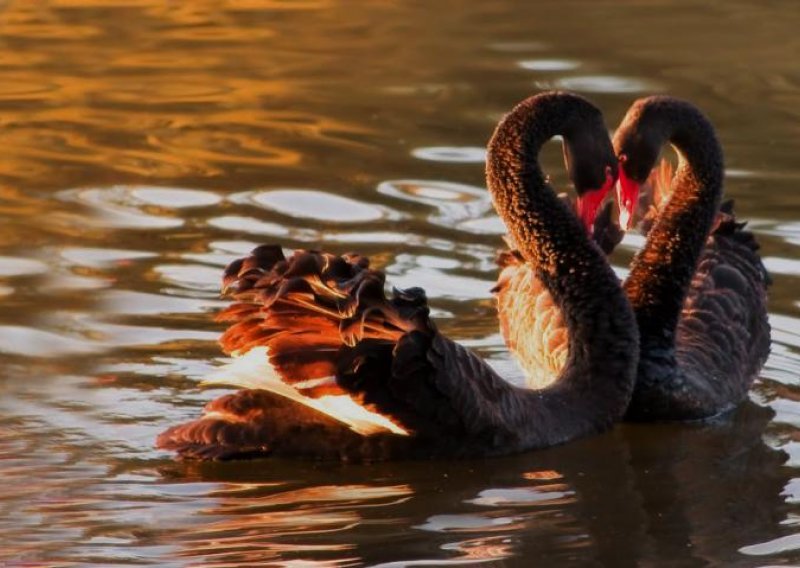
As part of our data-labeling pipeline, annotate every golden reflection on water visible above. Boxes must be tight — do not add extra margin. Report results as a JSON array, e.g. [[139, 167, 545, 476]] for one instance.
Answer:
[[0, 0, 373, 192], [173, 483, 413, 565]]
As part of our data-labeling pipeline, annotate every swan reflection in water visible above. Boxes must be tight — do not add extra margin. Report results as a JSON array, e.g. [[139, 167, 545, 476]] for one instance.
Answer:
[[159, 402, 788, 566]]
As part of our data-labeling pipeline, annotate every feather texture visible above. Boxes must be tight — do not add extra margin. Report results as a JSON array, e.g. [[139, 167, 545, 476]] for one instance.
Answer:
[[493, 199, 624, 388]]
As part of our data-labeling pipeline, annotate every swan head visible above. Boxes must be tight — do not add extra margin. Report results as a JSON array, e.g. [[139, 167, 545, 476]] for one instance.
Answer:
[[613, 97, 672, 229], [487, 91, 620, 237], [561, 112, 619, 234]]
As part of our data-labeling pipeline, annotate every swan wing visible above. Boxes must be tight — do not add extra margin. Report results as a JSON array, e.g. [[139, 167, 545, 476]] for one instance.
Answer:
[[494, 251, 567, 389], [676, 210, 771, 407], [157, 246, 513, 459]]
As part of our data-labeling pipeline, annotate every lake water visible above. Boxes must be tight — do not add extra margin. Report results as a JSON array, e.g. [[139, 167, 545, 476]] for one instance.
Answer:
[[1, 1, 800, 566]]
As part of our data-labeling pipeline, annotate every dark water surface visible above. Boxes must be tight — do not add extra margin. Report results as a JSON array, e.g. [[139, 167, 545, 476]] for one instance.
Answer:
[[1, 1, 800, 565]]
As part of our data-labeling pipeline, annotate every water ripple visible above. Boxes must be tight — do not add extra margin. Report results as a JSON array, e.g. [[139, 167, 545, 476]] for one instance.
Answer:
[[467, 486, 574, 507], [377, 180, 494, 231], [417, 514, 519, 532], [411, 147, 486, 163], [102, 290, 224, 316], [740, 533, 800, 556], [387, 253, 494, 301], [130, 187, 222, 208], [764, 256, 800, 277], [0, 256, 48, 277], [208, 215, 294, 238], [153, 264, 225, 292], [517, 59, 580, 72], [0, 325, 101, 358], [230, 189, 404, 223], [549, 75, 657, 94], [58, 187, 185, 230]]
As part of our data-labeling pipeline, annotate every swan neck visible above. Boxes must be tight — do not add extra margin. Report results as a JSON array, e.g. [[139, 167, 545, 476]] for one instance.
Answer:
[[486, 93, 638, 432], [620, 98, 724, 347], [486, 93, 602, 271]]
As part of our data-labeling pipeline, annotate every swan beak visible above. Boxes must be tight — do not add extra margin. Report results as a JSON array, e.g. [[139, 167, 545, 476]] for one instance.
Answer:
[[576, 188, 605, 234], [616, 166, 640, 230], [576, 166, 615, 234]]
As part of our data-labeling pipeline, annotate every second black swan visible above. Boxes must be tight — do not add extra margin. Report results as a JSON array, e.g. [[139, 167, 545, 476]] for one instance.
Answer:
[[614, 96, 770, 420]]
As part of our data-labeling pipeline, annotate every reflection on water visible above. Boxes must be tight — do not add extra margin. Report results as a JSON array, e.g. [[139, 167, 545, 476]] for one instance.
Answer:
[[411, 147, 488, 163], [548, 75, 657, 94], [232, 188, 403, 223], [1, 0, 800, 565]]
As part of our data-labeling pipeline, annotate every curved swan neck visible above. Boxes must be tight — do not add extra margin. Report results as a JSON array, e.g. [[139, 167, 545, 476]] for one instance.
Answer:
[[486, 92, 611, 272], [615, 97, 724, 347], [486, 92, 637, 430]]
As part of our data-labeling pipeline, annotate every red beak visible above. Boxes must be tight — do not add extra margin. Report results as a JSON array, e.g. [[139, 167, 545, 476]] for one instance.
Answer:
[[616, 163, 640, 230], [576, 166, 615, 234]]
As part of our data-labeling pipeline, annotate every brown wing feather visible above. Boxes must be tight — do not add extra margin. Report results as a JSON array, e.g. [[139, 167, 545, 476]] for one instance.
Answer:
[[157, 245, 509, 460], [675, 212, 770, 402], [215, 245, 421, 398], [155, 329, 528, 460], [493, 200, 622, 388], [494, 251, 567, 388]]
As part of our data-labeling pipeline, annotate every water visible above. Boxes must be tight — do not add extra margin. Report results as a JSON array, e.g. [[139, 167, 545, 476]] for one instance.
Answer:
[[1, 0, 799, 565]]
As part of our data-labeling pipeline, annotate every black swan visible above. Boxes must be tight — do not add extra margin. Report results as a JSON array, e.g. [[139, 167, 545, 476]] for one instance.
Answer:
[[613, 96, 770, 420], [156, 92, 639, 460]]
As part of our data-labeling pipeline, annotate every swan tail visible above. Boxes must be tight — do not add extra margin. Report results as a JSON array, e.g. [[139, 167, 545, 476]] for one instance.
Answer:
[[710, 199, 771, 283]]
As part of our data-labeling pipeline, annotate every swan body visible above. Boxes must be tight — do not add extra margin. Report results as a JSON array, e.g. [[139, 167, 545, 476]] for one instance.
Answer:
[[157, 92, 639, 460], [614, 96, 770, 420]]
